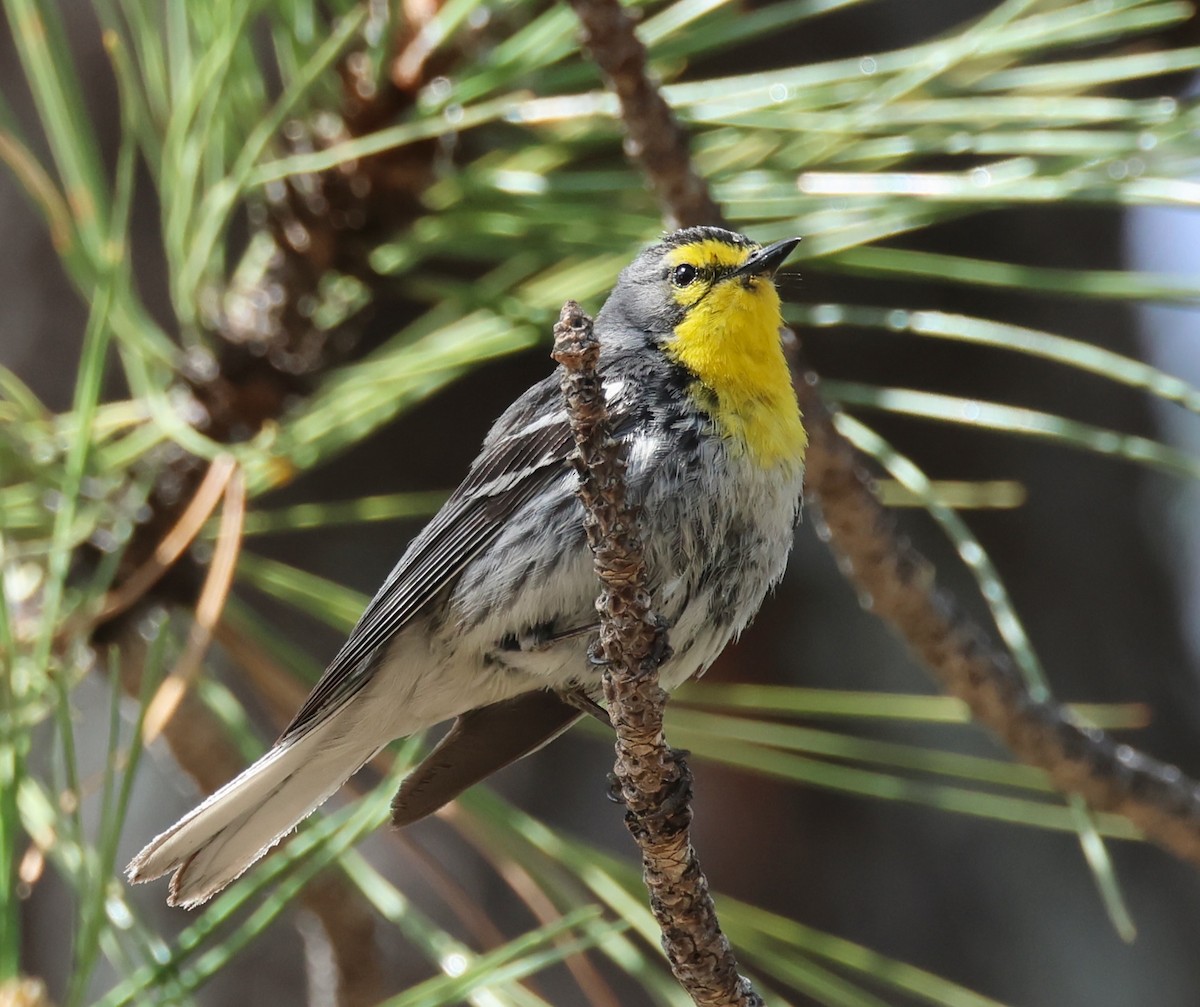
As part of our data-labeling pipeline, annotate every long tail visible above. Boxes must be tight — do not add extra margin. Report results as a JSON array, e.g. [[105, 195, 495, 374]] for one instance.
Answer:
[[126, 720, 380, 908]]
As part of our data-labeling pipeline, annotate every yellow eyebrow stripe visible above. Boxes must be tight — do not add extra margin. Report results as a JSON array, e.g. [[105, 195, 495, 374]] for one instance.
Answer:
[[665, 239, 753, 272]]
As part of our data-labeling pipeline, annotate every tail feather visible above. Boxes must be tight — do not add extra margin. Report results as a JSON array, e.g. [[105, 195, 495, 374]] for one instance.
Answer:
[[127, 724, 379, 908]]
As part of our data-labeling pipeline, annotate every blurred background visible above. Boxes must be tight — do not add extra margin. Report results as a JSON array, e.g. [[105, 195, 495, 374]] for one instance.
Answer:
[[4, 1, 1200, 1005]]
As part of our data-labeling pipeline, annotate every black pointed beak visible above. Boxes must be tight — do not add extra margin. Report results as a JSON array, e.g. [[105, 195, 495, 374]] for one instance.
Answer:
[[729, 236, 801, 281]]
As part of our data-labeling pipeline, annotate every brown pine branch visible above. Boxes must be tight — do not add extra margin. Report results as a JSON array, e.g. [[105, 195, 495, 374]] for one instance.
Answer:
[[562, 0, 1200, 868], [553, 302, 763, 1007], [793, 379, 1200, 865], [105, 9, 456, 597], [566, 0, 721, 229]]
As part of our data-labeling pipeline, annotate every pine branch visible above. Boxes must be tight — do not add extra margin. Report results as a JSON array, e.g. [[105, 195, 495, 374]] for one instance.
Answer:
[[567, 0, 720, 229], [795, 385, 1200, 865], [553, 301, 763, 1007]]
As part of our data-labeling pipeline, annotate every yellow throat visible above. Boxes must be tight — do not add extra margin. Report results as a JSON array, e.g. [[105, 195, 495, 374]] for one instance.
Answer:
[[663, 239, 807, 469]]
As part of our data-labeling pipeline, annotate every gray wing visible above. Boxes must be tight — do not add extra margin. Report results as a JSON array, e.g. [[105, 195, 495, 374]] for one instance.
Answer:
[[280, 374, 575, 741]]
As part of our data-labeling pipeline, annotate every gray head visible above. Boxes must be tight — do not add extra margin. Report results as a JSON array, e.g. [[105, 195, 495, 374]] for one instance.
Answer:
[[596, 227, 800, 339]]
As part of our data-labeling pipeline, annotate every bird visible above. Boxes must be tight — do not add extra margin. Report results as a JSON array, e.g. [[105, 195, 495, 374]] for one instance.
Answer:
[[127, 225, 807, 908]]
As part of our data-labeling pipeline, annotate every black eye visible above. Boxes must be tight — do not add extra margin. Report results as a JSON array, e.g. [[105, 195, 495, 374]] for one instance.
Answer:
[[672, 263, 698, 287]]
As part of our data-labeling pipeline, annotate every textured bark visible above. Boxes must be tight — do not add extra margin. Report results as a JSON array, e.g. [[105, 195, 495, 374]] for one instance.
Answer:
[[565, 0, 722, 230], [553, 302, 763, 1007], [794, 375, 1200, 865]]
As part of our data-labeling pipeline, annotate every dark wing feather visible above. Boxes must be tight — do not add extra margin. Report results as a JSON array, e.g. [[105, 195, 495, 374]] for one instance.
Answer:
[[280, 376, 573, 741], [389, 691, 584, 826]]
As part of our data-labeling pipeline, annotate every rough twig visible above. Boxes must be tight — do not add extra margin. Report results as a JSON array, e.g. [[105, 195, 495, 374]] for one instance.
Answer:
[[793, 376, 1200, 865], [565, 0, 721, 229], [562, 0, 1200, 867], [553, 302, 763, 1007]]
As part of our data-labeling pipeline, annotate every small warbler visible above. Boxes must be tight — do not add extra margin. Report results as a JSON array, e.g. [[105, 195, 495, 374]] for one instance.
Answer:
[[128, 226, 806, 907]]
